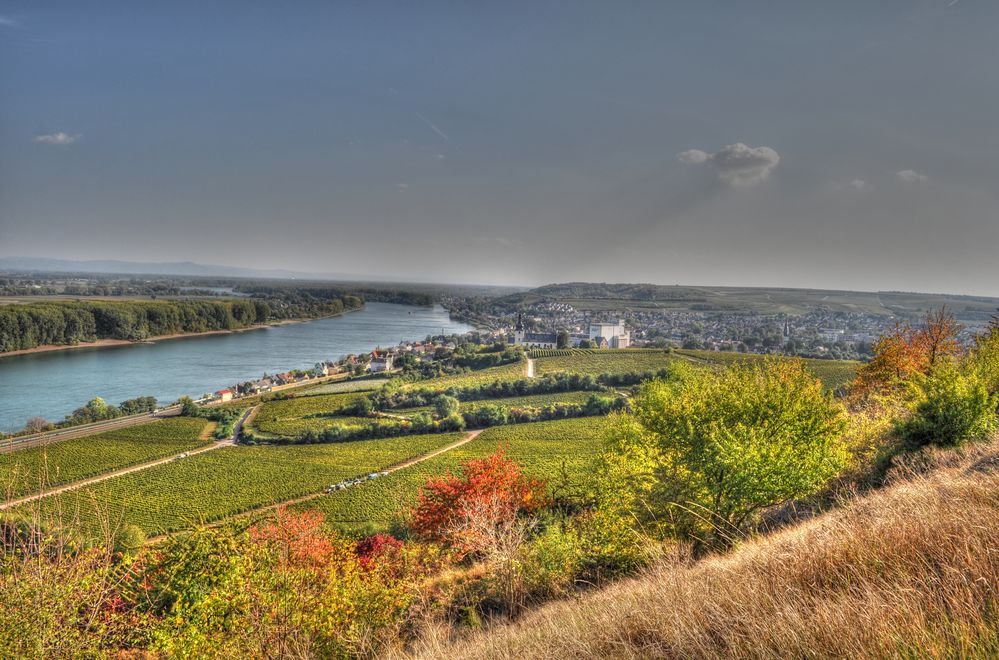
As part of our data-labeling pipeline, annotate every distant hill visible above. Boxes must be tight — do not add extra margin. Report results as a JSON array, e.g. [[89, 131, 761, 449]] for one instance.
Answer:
[[494, 281, 999, 323], [0, 257, 366, 281]]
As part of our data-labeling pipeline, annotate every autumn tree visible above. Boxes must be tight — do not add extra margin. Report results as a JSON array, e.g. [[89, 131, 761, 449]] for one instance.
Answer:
[[851, 308, 962, 396], [411, 450, 547, 556]]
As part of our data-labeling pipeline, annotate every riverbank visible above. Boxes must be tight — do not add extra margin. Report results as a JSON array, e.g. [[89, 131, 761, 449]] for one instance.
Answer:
[[0, 309, 361, 359]]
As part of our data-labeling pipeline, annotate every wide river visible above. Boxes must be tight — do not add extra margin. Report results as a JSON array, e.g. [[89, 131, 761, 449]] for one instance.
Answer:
[[0, 302, 472, 432]]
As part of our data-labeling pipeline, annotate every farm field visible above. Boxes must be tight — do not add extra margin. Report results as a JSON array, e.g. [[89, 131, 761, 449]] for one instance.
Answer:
[[300, 416, 615, 533], [413, 360, 527, 389], [395, 390, 599, 417], [0, 417, 211, 499], [533, 349, 676, 377], [297, 376, 390, 395], [20, 432, 465, 539], [676, 349, 859, 391], [250, 391, 367, 436]]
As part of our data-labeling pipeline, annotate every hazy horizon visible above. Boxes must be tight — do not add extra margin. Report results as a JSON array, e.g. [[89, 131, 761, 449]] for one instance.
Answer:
[[3, 1, 997, 296]]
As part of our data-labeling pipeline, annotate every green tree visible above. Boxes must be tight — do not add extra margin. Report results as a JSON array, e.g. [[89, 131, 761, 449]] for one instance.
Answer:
[[434, 394, 460, 418], [606, 359, 848, 549], [556, 331, 571, 349], [178, 396, 199, 417]]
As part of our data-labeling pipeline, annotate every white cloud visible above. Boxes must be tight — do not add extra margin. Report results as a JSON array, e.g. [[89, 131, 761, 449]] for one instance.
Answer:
[[897, 169, 928, 184], [677, 149, 709, 164], [678, 142, 780, 186], [0, 16, 19, 28], [33, 132, 81, 146], [848, 179, 868, 190]]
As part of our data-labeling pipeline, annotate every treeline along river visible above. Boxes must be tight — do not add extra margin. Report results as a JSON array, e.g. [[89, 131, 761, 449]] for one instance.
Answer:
[[0, 303, 471, 432]]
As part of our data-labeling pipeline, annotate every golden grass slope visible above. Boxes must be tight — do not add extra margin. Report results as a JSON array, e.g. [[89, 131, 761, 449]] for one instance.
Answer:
[[406, 441, 999, 659]]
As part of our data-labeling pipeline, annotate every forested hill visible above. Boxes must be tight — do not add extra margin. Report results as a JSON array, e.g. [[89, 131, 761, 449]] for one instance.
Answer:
[[0, 296, 363, 353]]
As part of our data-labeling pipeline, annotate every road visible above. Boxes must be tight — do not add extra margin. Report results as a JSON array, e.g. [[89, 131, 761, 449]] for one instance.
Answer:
[[526, 357, 535, 378], [0, 406, 256, 511]]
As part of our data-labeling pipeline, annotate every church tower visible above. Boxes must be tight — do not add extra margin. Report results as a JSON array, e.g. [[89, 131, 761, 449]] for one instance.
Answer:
[[514, 312, 525, 344]]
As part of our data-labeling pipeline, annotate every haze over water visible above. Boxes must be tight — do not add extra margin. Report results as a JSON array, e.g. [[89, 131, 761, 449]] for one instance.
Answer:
[[0, 303, 471, 432]]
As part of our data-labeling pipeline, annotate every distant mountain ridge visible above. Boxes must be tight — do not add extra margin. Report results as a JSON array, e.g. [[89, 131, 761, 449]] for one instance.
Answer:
[[0, 257, 366, 281]]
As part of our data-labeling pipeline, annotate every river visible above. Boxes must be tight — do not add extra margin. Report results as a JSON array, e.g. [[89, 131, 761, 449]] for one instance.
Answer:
[[0, 303, 472, 432]]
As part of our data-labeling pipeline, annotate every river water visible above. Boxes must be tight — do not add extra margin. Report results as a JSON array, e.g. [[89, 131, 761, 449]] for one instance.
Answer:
[[0, 303, 472, 432]]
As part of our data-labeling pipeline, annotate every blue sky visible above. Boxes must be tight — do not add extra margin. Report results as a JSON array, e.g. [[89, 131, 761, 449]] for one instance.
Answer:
[[1, 1, 997, 294]]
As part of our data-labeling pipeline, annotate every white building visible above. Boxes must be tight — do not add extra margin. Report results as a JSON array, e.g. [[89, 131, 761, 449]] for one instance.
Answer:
[[589, 320, 631, 348]]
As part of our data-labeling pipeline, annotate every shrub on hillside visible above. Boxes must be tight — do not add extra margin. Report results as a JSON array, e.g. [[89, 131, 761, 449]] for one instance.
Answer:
[[896, 362, 997, 448], [607, 358, 849, 548]]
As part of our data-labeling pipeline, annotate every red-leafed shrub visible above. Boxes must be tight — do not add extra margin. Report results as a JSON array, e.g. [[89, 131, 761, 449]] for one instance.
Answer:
[[411, 450, 547, 555], [355, 533, 404, 569]]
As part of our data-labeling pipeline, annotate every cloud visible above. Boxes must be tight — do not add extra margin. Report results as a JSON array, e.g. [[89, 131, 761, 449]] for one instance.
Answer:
[[678, 142, 780, 186], [677, 149, 709, 165], [897, 169, 928, 184], [830, 178, 869, 193], [34, 132, 81, 146], [0, 15, 18, 28]]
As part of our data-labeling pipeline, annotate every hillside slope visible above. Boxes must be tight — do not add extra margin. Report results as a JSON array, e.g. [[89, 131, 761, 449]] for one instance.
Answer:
[[406, 442, 999, 659]]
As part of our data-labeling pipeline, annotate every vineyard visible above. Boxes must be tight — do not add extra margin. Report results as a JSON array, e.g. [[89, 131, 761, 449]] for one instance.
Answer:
[[300, 416, 615, 533], [21, 432, 465, 539], [675, 349, 859, 391], [412, 360, 527, 389], [528, 348, 597, 358], [0, 417, 211, 499], [250, 392, 369, 436], [394, 390, 599, 418], [533, 348, 677, 377], [296, 376, 391, 395]]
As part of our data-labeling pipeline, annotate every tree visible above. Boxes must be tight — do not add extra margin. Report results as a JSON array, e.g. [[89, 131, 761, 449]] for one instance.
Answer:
[[24, 417, 51, 433], [608, 358, 848, 549], [852, 308, 963, 396], [178, 396, 199, 417], [433, 394, 460, 419], [556, 331, 571, 349]]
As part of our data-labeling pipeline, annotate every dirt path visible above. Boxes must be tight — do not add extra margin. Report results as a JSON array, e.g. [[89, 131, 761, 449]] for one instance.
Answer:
[[526, 357, 536, 378], [146, 429, 485, 540], [0, 407, 255, 511]]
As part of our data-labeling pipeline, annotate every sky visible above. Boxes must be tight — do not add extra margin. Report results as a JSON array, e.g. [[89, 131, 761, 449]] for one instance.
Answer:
[[1, 1, 997, 295]]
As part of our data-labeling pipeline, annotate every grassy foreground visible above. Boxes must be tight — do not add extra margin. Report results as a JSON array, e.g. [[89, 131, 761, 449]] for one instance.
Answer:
[[403, 440, 999, 659]]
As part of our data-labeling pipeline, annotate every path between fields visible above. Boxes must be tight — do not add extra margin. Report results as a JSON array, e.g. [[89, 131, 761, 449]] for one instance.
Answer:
[[147, 429, 485, 541], [526, 357, 535, 378], [0, 407, 256, 511]]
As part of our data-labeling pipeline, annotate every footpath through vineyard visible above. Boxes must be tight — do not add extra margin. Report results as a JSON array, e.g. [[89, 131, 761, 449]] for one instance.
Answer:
[[147, 429, 485, 541], [0, 406, 256, 511]]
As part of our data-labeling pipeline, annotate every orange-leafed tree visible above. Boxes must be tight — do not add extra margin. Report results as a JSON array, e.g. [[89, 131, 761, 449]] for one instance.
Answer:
[[411, 450, 547, 556], [852, 308, 962, 396], [248, 508, 336, 570]]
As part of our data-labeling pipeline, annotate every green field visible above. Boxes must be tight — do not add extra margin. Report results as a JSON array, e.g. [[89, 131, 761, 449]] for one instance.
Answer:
[[21, 432, 465, 539], [396, 390, 599, 418], [251, 392, 368, 436], [533, 349, 676, 377], [0, 417, 211, 499], [299, 416, 615, 533], [296, 377, 391, 395], [414, 360, 527, 388], [676, 350, 859, 391]]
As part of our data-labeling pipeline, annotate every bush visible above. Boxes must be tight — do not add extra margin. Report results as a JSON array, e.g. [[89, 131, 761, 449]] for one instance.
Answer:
[[896, 363, 997, 448], [609, 358, 849, 548]]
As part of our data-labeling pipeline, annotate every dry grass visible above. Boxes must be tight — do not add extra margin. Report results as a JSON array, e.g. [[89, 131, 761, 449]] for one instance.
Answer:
[[403, 442, 999, 659]]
